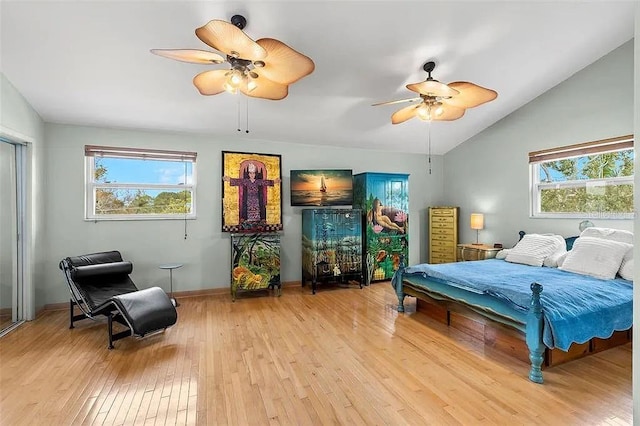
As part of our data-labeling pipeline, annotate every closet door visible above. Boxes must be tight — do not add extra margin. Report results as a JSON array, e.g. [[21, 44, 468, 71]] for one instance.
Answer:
[[0, 140, 23, 334]]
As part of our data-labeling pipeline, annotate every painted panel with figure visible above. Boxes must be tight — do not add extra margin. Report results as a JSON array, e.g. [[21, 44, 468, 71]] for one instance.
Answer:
[[222, 151, 283, 233], [353, 172, 409, 283]]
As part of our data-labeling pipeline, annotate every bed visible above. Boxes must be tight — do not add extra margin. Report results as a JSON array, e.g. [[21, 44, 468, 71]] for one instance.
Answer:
[[391, 230, 633, 383]]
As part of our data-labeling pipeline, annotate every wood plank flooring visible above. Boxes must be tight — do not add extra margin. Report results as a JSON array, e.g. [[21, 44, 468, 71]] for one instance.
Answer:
[[0, 283, 631, 425]]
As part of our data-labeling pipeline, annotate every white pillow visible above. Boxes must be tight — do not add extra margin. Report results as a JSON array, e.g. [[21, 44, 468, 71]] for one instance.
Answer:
[[505, 234, 565, 267], [579, 227, 633, 244], [578, 227, 634, 278], [559, 236, 631, 280], [619, 258, 633, 281], [556, 252, 568, 268], [541, 234, 567, 267], [618, 248, 633, 280], [544, 249, 568, 268], [495, 249, 510, 260]]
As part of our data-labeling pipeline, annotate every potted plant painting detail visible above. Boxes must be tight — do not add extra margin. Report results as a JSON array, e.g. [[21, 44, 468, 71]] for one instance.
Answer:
[[230, 234, 281, 301]]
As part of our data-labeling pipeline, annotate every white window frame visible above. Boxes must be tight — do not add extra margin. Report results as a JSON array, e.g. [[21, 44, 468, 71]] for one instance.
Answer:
[[529, 135, 634, 219], [84, 145, 197, 221]]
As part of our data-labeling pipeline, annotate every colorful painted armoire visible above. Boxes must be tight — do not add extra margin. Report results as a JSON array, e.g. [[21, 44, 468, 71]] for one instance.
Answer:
[[301, 209, 363, 294], [353, 172, 409, 283], [230, 233, 281, 301]]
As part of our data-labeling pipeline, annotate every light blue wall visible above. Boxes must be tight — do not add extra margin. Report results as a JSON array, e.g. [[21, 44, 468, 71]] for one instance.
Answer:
[[43, 124, 444, 304], [0, 73, 45, 317], [443, 40, 635, 248]]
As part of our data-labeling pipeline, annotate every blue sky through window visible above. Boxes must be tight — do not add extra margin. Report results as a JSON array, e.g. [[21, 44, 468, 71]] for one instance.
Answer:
[[97, 158, 193, 185], [538, 151, 633, 182]]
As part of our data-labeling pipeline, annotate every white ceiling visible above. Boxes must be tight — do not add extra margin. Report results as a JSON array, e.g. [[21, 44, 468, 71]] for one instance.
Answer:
[[0, 1, 635, 155]]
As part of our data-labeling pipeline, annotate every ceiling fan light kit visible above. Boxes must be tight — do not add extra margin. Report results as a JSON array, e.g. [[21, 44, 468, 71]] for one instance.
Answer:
[[151, 15, 315, 101]]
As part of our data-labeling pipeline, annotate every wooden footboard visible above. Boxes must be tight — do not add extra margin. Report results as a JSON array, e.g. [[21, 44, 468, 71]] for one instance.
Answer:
[[397, 277, 544, 383], [413, 295, 630, 365]]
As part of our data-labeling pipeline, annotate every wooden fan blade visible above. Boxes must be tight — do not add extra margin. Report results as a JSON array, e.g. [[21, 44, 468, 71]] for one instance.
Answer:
[[406, 80, 459, 97], [391, 104, 419, 124], [254, 38, 315, 85], [196, 20, 267, 60], [430, 104, 466, 121], [445, 82, 497, 108], [240, 73, 288, 100], [150, 49, 224, 64], [372, 97, 421, 107], [193, 69, 229, 96]]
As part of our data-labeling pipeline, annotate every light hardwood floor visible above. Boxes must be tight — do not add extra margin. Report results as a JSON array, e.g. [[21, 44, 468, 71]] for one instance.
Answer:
[[0, 283, 631, 425]]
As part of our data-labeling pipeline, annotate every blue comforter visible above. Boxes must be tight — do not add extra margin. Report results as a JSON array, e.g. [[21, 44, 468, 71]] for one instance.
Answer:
[[393, 259, 632, 351]]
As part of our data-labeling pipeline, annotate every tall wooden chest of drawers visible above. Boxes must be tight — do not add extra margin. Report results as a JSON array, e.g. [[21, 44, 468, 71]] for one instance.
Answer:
[[428, 206, 459, 264]]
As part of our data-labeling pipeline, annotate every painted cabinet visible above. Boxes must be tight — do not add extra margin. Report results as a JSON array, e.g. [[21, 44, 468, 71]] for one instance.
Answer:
[[230, 233, 281, 301], [353, 172, 409, 283], [301, 209, 363, 294]]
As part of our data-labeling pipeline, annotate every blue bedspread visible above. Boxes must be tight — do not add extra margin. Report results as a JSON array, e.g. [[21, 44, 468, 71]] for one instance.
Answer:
[[393, 259, 632, 351]]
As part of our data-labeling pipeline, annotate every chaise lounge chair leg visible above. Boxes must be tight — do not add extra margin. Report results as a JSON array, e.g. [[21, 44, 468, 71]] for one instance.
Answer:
[[69, 300, 75, 329], [107, 314, 114, 350]]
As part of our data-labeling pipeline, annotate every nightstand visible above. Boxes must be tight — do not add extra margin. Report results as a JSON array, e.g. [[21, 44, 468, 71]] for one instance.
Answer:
[[457, 244, 501, 262]]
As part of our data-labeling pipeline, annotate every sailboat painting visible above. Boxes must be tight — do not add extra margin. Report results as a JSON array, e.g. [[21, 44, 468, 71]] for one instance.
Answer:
[[291, 169, 353, 206]]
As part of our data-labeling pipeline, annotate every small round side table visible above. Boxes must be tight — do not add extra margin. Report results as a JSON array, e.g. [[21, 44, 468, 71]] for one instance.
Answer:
[[159, 263, 183, 307]]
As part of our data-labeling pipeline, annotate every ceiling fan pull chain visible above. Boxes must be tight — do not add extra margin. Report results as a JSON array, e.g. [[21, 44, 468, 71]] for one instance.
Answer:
[[427, 121, 432, 175], [246, 97, 250, 134], [237, 95, 241, 132], [184, 160, 188, 240]]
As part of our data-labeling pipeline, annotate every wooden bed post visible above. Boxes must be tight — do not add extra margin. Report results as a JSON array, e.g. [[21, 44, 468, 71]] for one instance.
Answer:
[[394, 256, 406, 312], [526, 282, 544, 384]]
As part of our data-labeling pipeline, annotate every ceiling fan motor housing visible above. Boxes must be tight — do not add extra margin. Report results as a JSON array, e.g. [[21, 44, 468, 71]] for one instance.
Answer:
[[423, 61, 436, 80], [423, 61, 436, 73], [231, 15, 247, 29]]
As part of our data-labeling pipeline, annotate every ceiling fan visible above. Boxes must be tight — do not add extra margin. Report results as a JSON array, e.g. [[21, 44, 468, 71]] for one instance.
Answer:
[[151, 15, 315, 100], [373, 61, 497, 123]]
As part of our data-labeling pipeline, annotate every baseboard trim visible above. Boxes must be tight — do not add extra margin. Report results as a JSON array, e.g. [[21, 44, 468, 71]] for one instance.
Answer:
[[39, 280, 303, 316]]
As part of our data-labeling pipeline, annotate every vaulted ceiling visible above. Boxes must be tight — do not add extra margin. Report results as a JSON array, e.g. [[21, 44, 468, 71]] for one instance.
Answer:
[[0, 1, 635, 154]]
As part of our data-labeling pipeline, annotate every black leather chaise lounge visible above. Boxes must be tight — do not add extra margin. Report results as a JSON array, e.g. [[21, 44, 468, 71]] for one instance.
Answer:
[[59, 250, 178, 349]]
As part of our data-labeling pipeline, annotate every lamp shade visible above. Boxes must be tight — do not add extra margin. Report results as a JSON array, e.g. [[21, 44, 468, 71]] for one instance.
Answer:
[[470, 213, 484, 230]]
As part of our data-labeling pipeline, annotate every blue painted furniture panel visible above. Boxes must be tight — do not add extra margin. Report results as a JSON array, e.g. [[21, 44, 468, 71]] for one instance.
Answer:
[[301, 209, 363, 294], [353, 172, 409, 283]]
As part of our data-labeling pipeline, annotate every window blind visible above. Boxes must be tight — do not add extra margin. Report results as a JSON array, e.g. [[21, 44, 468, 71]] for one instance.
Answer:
[[528, 134, 633, 164], [85, 145, 197, 162]]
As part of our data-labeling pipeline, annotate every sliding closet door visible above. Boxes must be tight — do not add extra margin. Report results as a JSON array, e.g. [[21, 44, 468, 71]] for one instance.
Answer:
[[0, 140, 23, 333]]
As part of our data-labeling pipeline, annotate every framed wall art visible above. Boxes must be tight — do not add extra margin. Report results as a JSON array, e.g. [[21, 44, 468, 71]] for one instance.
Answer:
[[222, 151, 283, 233], [290, 169, 353, 206]]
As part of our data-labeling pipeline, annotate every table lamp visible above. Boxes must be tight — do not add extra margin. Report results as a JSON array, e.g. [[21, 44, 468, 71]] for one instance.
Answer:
[[470, 213, 484, 245]]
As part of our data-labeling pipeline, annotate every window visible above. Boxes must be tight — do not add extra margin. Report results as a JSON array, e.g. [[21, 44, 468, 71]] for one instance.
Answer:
[[529, 135, 634, 219], [85, 145, 197, 220]]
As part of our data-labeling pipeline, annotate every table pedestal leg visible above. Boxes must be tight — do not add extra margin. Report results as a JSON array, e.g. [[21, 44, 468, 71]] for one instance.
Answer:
[[169, 269, 180, 307]]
